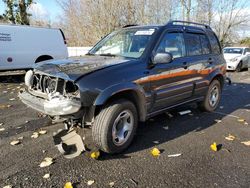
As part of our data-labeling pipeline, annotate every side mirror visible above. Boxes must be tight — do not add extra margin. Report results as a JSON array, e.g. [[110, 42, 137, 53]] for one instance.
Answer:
[[245, 52, 250, 56], [153, 53, 173, 64]]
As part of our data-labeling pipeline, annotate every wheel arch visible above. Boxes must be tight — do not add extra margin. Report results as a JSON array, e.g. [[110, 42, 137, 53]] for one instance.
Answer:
[[35, 55, 53, 63], [92, 84, 147, 122], [208, 67, 226, 89], [211, 74, 224, 88]]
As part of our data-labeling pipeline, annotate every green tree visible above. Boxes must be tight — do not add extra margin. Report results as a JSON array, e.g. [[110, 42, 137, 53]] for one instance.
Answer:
[[2, 0, 33, 25], [2, 0, 16, 24]]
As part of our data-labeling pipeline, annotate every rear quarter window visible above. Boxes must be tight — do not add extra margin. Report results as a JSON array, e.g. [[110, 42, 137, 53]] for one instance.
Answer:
[[200, 34, 211, 54], [207, 32, 221, 54]]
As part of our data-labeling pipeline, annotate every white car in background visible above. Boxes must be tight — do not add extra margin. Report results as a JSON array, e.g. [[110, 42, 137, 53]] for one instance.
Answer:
[[0, 24, 68, 71], [223, 47, 250, 72]]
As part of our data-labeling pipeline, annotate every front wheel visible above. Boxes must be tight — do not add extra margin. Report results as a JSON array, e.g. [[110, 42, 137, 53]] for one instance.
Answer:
[[199, 79, 221, 112], [92, 99, 138, 154], [236, 61, 242, 72]]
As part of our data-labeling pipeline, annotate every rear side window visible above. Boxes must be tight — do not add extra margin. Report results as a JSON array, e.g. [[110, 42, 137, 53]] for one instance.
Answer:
[[185, 33, 202, 56], [156, 32, 186, 58], [200, 35, 211, 54], [207, 32, 221, 54]]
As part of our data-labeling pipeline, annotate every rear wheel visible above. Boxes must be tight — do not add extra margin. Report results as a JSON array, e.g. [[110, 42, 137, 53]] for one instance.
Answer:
[[199, 79, 221, 112], [92, 99, 138, 154], [236, 61, 242, 72]]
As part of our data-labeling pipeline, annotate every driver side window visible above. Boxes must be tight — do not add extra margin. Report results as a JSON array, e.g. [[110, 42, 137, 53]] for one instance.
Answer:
[[156, 32, 186, 58]]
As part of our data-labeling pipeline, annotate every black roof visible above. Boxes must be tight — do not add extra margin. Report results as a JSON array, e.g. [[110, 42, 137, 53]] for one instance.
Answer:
[[123, 20, 212, 32], [166, 20, 211, 30]]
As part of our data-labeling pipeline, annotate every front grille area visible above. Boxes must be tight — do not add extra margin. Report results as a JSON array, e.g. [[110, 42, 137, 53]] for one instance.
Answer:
[[32, 74, 62, 94], [30, 73, 79, 98]]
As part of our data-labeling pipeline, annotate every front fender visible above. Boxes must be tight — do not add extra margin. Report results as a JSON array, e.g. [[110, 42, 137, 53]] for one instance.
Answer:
[[94, 82, 147, 121]]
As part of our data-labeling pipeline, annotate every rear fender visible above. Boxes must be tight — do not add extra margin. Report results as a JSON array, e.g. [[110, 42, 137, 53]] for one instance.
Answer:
[[207, 66, 226, 87]]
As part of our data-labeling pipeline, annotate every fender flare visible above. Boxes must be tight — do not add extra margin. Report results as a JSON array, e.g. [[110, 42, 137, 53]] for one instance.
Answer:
[[94, 82, 147, 121], [207, 67, 226, 87]]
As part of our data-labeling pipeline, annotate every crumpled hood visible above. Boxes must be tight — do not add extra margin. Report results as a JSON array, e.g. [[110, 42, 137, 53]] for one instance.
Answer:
[[34, 56, 130, 81], [223, 53, 241, 60]]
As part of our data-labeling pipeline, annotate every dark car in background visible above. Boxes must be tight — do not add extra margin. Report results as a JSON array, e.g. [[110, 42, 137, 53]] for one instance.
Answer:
[[19, 20, 226, 158]]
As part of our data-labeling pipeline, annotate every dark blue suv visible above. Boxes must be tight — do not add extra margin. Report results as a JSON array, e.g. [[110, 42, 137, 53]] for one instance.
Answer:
[[19, 21, 226, 157]]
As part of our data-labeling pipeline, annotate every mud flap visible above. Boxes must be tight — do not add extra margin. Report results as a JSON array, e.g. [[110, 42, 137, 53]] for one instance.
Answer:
[[53, 129, 86, 159]]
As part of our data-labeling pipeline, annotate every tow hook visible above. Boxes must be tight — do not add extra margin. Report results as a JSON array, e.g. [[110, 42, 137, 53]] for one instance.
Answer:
[[53, 128, 86, 159]]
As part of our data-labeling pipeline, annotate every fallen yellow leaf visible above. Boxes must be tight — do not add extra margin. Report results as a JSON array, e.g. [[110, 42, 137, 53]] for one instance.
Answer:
[[10, 140, 21, 146], [225, 134, 236, 141], [90, 151, 100, 159], [237, 118, 245, 123], [215, 119, 222, 123], [43, 173, 50, 179], [87, 180, 95, 186], [64, 182, 73, 188], [39, 130, 47, 135], [31, 132, 39, 138], [3, 185, 12, 188], [210, 142, 217, 152], [151, 147, 161, 157], [44, 157, 53, 162], [109, 182, 115, 187], [39, 157, 54, 168], [0, 104, 11, 109], [241, 141, 250, 146]]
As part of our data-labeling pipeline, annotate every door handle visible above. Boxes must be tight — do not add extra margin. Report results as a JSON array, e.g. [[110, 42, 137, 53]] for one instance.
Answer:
[[208, 58, 213, 64], [182, 62, 188, 69]]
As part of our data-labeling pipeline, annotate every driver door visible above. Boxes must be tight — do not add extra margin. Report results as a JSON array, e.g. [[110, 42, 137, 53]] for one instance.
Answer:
[[149, 31, 195, 112]]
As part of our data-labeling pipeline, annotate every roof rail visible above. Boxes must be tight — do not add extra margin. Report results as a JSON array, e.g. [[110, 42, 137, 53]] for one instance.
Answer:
[[122, 24, 138, 28], [166, 20, 211, 30]]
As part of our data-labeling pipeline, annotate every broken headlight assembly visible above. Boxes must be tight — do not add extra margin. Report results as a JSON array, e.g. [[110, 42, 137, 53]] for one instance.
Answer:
[[22, 70, 82, 116]]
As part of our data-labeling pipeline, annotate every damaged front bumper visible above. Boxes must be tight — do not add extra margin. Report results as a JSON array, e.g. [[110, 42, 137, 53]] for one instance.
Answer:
[[19, 90, 87, 159], [19, 89, 82, 116]]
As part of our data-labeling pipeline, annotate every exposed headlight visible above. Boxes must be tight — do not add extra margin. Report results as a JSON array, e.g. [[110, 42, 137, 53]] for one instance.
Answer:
[[24, 70, 34, 88]]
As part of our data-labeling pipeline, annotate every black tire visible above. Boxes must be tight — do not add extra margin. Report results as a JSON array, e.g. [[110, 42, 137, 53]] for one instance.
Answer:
[[92, 99, 138, 154], [236, 61, 242, 72], [199, 79, 221, 112]]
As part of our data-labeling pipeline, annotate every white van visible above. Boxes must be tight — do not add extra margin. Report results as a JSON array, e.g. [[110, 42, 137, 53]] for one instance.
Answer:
[[0, 24, 68, 70]]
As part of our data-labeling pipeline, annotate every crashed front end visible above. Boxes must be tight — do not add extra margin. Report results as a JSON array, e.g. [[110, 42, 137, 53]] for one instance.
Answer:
[[19, 70, 82, 118], [19, 70, 86, 158]]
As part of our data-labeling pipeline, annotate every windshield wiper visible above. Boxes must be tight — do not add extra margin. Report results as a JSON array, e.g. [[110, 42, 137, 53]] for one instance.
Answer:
[[99, 53, 118, 57], [85, 52, 95, 56]]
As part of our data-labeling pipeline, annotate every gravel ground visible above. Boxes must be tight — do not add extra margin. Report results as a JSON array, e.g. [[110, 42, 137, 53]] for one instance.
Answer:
[[0, 71, 250, 188]]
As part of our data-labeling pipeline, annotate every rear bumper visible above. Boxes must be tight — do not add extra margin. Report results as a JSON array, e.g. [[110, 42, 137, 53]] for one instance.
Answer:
[[19, 90, 81, 116]]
